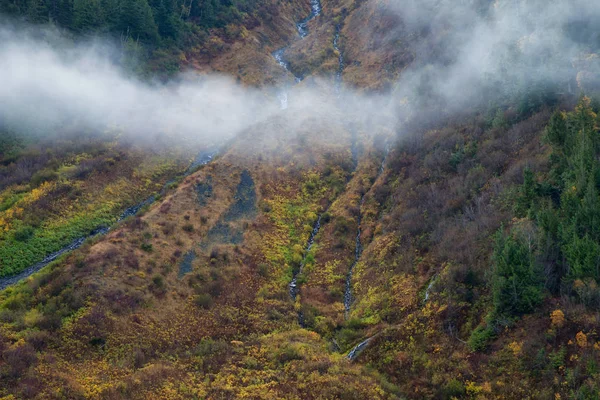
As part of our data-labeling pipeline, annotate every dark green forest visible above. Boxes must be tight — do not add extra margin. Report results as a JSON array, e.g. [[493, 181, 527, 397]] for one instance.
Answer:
[[0, 0, 265, 74]]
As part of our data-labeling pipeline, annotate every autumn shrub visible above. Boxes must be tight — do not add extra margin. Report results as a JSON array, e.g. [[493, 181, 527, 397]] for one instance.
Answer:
[[26, 330, 51, 351], [443, 378, 466, 398], [258, 263, 269, 277], [194, 293, 214, 309], [30, 168, 58, 187], [140, 242, 153, 252], [275, 344, 303, 365], [1, 342, 37, 379], [336, 327, 364, 350], [182, 223, 194, 232], [152, 275, 165, 291], [127, 217, 147, 231], [36, 313, 62, 331], [133, 348, 147, 369], [193, 339, 232, 373], [333, 216, 351, 237], [104, 289, 143, 314], [208, 281, 223, 297], [373, 183, 391, 206], [260, 201, 272, 213], [124, 252, 140, 268], [161, 222, 176, 235]]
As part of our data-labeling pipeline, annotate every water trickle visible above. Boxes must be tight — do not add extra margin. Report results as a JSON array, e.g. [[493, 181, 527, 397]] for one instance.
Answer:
[[278, 91, 289, 110], [289, 215, 322, 302], [272, 49, 302, 110], [379, 142, 390, 175], [272, 0, 322, 108], [296, 0, 322, 38], [344, 197, 364, 317], [333, 25, 344, 95], [273, 48, 291, 71], [347, 336, 374, 361], [424, 275, 437, 303]]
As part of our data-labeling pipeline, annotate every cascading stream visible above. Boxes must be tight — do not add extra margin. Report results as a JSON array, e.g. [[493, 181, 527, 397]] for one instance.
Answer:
[[379, 142, 390, 175], [0, 150, 217, 291], [272, 0, 322, 109], [424, 275, 437, 303], [333, 25, 344, 95], [297, 0, 322, 38], [290, 215, 322, 326], [272, 48, 302, 109], [271, 0, 326, 326], [347, 335, 376, 361], [343, 196, 364, 317]]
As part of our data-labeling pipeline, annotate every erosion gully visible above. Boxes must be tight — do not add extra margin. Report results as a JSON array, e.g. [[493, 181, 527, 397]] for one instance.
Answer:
[[272, 0, 325, 325], [289, 215, 321, 327], [343, 142, 390, 318], [272, 4, 390, 362], [0, 150, 217, 291], [344, 146, 389, 361]]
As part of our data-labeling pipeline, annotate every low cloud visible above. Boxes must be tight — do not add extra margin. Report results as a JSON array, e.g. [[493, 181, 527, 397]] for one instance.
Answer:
[[0, 0, 599, 150]]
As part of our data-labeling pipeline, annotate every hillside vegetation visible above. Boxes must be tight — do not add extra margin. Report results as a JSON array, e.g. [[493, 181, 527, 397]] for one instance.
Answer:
[[0, 129, 195, 277], [2, 0, 600, 398]]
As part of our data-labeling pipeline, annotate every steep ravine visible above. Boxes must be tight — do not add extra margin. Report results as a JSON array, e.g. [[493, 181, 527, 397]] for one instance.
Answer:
[[0, 150, 217, 291], [343, 146, 390, 317], [344, 146, 391, 360], [271, 1, 385, 361]]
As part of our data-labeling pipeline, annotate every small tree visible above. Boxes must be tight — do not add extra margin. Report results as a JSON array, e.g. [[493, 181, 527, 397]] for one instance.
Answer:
[[545, 111, 567, 149], [491, 228, 544, 319]]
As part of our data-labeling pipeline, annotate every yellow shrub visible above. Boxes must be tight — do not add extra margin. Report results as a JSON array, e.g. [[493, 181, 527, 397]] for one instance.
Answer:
[[551, 309, 565, 328]]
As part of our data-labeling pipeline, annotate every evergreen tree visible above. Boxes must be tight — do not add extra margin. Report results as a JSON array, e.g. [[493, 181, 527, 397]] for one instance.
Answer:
[[26, 0, 48, 23], [55, 0, 74, 27], [100, 0, 120, 30], [563, 233, 600, 281], [155, 0, 180, 39], [545, 111, 567, 149], [492, 228, 544, 318], [515, 167, 537, 217], [574, 175, 600, 240], [119, 0, 160, 44], [73, 0, 104, 32]]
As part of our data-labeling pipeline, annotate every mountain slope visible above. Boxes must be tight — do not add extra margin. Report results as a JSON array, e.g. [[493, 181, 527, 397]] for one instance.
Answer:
[[2, 0, 600, 399]]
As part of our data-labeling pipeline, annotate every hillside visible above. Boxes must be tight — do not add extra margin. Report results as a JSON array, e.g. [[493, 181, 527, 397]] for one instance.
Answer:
[[2, 0, 600, 399]]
